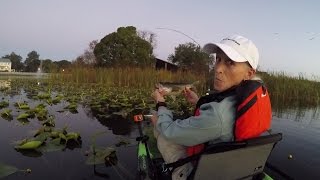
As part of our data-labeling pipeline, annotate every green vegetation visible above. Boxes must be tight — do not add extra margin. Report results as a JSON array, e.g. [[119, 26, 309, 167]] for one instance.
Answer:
[[259, 72, 320, 110], [24, 51, 41, 72], [169, 42, 210, 73], [1, 109, 13, 120], [1, 52, 24, 72], [49, 67, 320, 112], [0, 25, 206, 74], [13, 126, 81, 152], [2, 51, 71, 73], [0, 101, 9, 109], [0, 68, 319, 179], [0, 163, 18, 178], [3, 25, 319, 179], [86, 147, 116, 165], [49, 67, 208, 91], [94, 26, 155, 68]]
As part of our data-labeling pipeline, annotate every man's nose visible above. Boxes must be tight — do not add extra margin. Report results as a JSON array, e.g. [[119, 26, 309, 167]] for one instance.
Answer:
[[214, 62, 223, 74]]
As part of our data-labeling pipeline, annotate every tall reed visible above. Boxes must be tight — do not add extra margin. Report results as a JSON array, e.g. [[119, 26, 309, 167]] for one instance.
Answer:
[[49, 67, 208, 93], [50, 68, 320, 110], [259, 71, 320, 109]]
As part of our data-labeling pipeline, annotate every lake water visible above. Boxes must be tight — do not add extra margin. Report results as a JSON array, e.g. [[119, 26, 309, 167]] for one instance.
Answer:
[[0, 77, 319, 180], [267, 108, 320, 179]]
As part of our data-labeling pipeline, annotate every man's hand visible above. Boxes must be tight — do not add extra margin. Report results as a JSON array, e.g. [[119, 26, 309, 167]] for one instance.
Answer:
[[151, 112, 158, 126], [183, 87, 199, 105], [152, 89, 165, 103]]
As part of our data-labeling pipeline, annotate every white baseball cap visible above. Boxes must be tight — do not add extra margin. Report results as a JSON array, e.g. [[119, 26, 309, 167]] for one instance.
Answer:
[[203, 35, 259, 69]]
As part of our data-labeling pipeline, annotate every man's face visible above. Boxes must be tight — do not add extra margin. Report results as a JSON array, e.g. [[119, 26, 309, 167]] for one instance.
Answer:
[[213, 50, 254, 92]]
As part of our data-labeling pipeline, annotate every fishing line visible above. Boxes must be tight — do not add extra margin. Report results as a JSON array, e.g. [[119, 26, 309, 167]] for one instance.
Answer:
[[155, 27, 215, 75], [155, 27, 201, 47], [111, 167, 125, 180], [108, 160, 135, 179], [152, 27, 202, 85]]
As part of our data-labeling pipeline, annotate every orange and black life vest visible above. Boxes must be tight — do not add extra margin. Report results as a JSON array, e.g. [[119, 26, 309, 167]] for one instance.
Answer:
[[234, 80, 272, 141], [186, 80, 272, 156]]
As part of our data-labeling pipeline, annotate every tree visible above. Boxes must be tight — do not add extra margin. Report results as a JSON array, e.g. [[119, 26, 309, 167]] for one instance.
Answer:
[[72, 56, 86, 67], [2, 52, 24, 71], [94, 26, 155, 67], [168, 42, 210, 73], [42, 59, 59, 73], [138, 30, 157, 49], [54, 60, 71, 71], [76, 40, 98, 67], [24, 51, 40, 72]]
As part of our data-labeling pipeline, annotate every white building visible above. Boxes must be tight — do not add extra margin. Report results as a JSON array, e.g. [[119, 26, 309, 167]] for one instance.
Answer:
[[0, 58, 11, 72]]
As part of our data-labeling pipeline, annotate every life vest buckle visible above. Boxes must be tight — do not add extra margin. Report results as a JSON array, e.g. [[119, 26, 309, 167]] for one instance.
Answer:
[[161, 163, 169, 173]]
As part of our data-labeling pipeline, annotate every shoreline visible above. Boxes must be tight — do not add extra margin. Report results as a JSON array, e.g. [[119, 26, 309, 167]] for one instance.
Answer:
[[0, 72, 49, 76]]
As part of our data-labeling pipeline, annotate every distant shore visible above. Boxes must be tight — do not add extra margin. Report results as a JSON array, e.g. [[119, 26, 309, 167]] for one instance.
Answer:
[[0, 72, 49, 76]]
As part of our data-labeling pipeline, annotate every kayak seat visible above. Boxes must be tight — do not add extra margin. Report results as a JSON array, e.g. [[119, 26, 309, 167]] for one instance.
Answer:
[[190, 133, 282, 180]]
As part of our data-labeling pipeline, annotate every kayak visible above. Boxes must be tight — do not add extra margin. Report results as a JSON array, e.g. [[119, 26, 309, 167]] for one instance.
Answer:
[[134, 115, 283, 180]]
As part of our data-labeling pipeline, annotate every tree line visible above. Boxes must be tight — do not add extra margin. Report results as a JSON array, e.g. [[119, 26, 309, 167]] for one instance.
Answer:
[[1, 51, 71, 73], [3, 26, 212, 73]]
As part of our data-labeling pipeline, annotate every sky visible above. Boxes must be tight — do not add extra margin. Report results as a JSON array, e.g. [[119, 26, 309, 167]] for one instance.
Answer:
[[0, 0, 320, 77]]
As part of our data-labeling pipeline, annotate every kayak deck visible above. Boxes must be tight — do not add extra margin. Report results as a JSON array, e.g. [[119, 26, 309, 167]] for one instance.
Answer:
[[142, 124, 162, 159]]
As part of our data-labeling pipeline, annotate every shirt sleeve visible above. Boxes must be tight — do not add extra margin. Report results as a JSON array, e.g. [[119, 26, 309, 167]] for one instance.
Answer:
[[155, 102, 223, 146]]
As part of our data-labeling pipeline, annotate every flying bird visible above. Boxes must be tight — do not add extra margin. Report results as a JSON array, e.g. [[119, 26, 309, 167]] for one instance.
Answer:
[[309, 32, 319, 40]]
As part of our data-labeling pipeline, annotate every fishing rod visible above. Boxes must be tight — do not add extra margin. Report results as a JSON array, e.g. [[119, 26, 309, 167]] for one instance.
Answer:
[[155, 27, 215, 74], [155, 27, 201, 47]]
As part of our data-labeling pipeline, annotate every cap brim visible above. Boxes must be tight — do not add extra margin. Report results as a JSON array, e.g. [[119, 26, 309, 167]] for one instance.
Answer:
[[203, 43, 246, 63]]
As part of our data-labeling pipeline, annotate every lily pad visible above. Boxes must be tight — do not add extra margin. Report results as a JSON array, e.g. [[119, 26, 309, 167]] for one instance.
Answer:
[[65, 103, 78, 113], [34, 132, 51, 142], [15, 102, 30, 110], [66, 132, 80, 141], [17, 118, 30, 125], [38, 138, 65, 152], [115, 139, 131, 147], [37, 92, 51, 99], [34, 126, 52, 137], [52, 96, 62, 104], [0, 101, 9, 109], [35, 103, 46, 109], [50, 131, 60, 138], [0, 163, 18, 178], [15, 140, 43, 150], [59, 133, 67, 141], [42, 116, 55, 127], [86, 147, 116, 165], [1, 109, 13, 120], [112, 110, 129, 118], [17, 113, 30, 120]]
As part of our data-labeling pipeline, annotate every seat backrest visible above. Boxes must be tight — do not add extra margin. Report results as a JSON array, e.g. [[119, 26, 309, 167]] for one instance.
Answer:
[[193, 133, 282, 180]]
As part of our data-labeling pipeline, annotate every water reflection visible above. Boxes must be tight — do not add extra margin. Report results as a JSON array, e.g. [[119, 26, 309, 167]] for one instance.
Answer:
[[269, 104, 320, 179], [15, 149, 43, 157], [95, 114, 132, 135], [268, 116, 320, 179], [1, 76, 319, 179], [65, 139, 83, 150], [90, 152, 121, 179], [273, 105, 320, 126], [272, 90, 320, 122], [93, 165, 110, 179]]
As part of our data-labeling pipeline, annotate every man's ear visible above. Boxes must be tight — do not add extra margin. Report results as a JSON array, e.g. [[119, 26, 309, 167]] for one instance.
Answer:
[[245, 68, 256, 80]]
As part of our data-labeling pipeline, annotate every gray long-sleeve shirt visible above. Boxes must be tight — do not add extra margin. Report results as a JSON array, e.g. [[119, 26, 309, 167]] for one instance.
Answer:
[[155, 95, 237, 146]]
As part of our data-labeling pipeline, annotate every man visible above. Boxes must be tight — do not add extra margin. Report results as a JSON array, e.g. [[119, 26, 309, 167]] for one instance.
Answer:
[[152, 35, 259, 179]]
